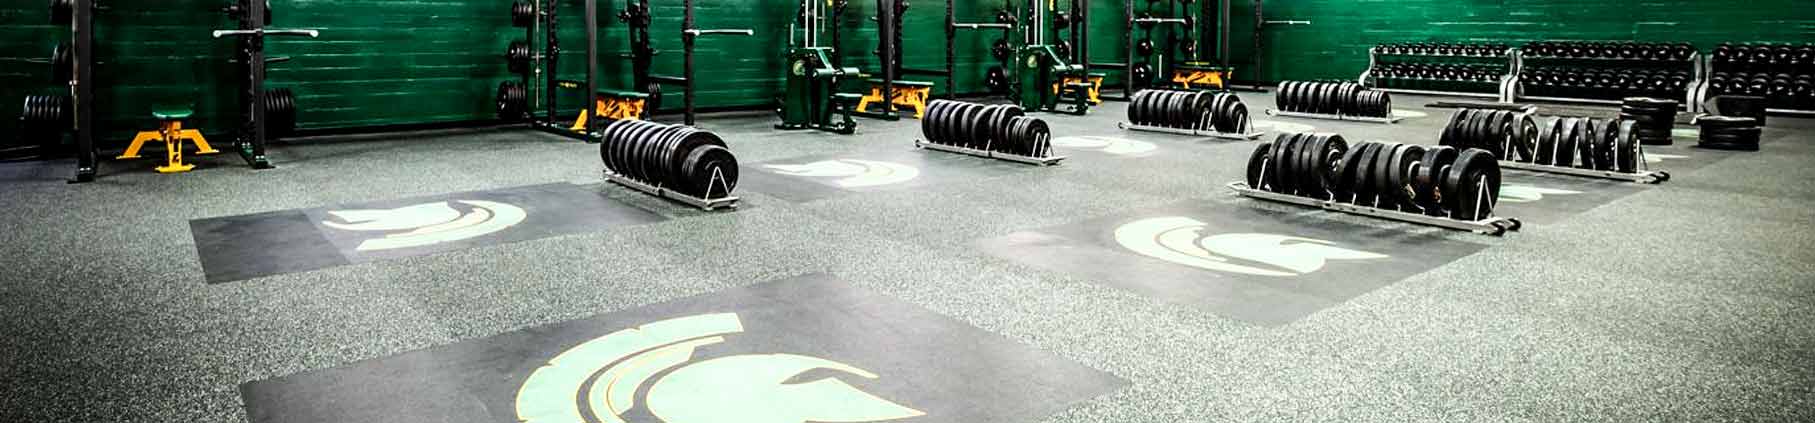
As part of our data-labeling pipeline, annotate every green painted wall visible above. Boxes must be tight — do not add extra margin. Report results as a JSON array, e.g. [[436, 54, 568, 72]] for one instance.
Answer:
[[1252, 0, 1815, 83], [0, 0, 1135, 149]]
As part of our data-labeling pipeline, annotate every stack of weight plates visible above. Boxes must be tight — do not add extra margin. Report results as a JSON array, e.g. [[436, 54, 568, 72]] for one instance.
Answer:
[[1437, 108, 1539, 162], [1245, 133, 1502, 221], [1696, 116, 1762, 151], [923, 100, 1053, 158], [600, 120, 741, 199], [1528, 116, 1643, 173], [1618, 97, 1678, 145], [1274, 81, 1393, 118], [1127, 89, 1251, 134]]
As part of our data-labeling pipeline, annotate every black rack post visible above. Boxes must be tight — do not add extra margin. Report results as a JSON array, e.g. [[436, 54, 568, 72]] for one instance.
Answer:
[[877, 0, 897, 116], [584, 0, 599, 134], [71, 0, 95, 182], [543, 0, 560, 127], [683, 0, 697, 125], [945, 0, 955, 97], [1124, 0, 1135, 99], [241, 0, 272, 169]]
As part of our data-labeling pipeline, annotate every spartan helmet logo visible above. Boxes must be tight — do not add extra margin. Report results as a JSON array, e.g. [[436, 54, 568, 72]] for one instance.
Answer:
[[1051, 136, 1157, 156], [1113, 217, 1386, 276], [516, 313, 924, 423], [1497, 185, 1582, 203], [764, 159, 920, 188], [321, 200, 526, 251]]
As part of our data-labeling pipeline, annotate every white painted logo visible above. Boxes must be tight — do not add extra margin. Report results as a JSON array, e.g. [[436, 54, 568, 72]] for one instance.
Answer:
[[516, 313, 924, 423], [1498, 185, 1581, 203], [322, 200, 526, 251], [1052, 136, 1157, 156], [1250, 119, 1315, 134], [1646, 153, 1688, 164], [1113, 216, 1386, 276], [1392, 110, 1428, 119], [765, 159, 920, 188]]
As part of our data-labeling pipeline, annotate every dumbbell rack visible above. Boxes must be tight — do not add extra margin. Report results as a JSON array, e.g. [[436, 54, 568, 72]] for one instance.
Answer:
[[1358, 46, 1519, 102], [1263, 109, 1402, 124], [1690, 49, 1815, 117], [913, 139, 1066, 166], [1510, 49, 1707, 113], [601, 169, 740, 211], [1227, 179, 1521, 236]]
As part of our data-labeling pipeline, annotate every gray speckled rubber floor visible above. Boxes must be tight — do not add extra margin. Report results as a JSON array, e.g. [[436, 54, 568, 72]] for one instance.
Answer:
[[1, 93, 1811, 422]]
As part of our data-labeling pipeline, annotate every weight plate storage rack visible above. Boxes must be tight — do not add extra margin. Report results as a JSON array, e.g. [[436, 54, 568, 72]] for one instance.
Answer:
[[599, 119, 741, 210], [1358, 42, 1518, 102], [1117, 89, 1262, 140], [915, 100, 1065, 166], [1266, 81, 1400, 123], [1229, 132, 1521, 236], [1693, 42, 1815, 117], [1511, 41, 1705, 113], [1438, 107, 1669, 184]]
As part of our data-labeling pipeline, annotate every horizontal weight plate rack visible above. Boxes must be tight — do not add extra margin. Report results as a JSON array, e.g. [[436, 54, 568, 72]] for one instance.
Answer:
[[914, 140, 1066, 166], [1264, 109, 1404, 124], [1499, 161, 1670, 184], [1226, 182, 1522, 236], [602, 170, 740, 211], [1116, 122, 1265, 140]]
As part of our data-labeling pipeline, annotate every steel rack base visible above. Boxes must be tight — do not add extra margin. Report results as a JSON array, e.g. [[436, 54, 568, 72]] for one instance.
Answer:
[[602, 171, 740, 211], [1376, 88, 1502, 99], [1116, 122, 1265, 140], [1226, 182, 1521, 236], [914, 140, 1066, 166], [1264, 109, 1404, 124], [1499, 161, 1670, 184]]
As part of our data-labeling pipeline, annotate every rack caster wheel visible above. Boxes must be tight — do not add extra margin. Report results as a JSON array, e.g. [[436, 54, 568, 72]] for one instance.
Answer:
[[1505, 218, 1522, 231], [1654, 171, 1671, 183]]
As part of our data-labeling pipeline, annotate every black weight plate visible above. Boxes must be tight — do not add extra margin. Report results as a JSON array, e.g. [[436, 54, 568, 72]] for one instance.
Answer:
[[923, 100, 948, 142], [600, 119, 630, 171], [683, 145, 739, 198], [1140, 90, 1161, 125], [1246, 142, 1273, 189], [1575, 118, 1600, 169], [957, 103, 984, 147], [1440, 109, 1472, 147], [1024, 117, 1051, 157], [1174, 90, 1195, 129], [659, 127, 697, 187], [1274, 82, 1289, 112], [1451, 149, 1502, 221], [1230, 102, 1251, 134], [1319, 135, 1350, 198], [1298, 133, 1330, 198], [637, 125, 672, 183], [944, 102, 970, 147], [1278, 133, 1307, 195], [1593, 119, 1617, 170], [1414, 145, 1459, 215], [1535, 117, 1561, 165], [1371, 143, 1405, 208], [996, 106, 1025, 149], [964, 104, 991, 149], [619, 123, 653, 181], [1511, 113, 1538, 162], [1489, 110, 1514, 159], [1131, 91, 1150, 125], [1554, 117, 1580, 167], [934, 101, 959, 145], [1270, 133, 1300, 194], [1614, 120, 1639, 173], [1333, 140, 1368, 200], [1192, 91, 1216, 131], [1353, 142, 1387, 205], [615, 122, 650, 178], [1387, 144, 1426, 211]]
